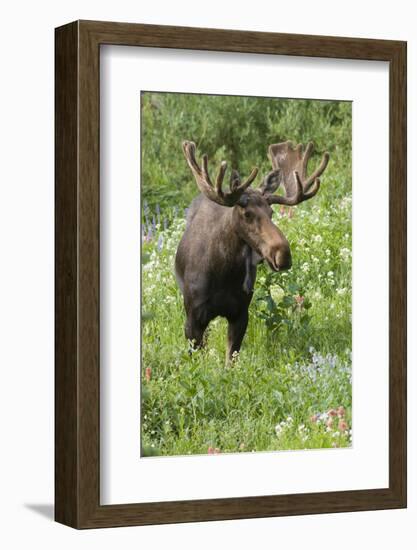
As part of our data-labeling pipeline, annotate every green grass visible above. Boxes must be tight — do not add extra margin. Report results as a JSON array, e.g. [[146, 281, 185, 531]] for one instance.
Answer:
[[141, 92, 352, 457]]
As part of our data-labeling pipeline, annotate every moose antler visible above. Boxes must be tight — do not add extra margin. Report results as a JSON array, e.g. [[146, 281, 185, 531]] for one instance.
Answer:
[[182, 141, 258, 207], [262, 141, 330, 206]]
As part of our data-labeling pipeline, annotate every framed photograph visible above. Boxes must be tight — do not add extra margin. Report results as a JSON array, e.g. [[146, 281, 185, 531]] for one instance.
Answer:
[[55, 20, 406, 528]]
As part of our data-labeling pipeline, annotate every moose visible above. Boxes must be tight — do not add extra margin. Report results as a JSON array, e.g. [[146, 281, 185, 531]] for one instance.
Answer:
[[175, 140, 329, 361]]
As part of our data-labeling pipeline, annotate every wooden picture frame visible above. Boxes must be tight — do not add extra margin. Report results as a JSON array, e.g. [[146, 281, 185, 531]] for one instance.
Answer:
[[55, 20, 407, 529]]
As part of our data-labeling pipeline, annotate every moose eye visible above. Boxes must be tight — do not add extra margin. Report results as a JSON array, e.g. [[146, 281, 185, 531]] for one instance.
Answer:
[[244, 211, 254, 222]]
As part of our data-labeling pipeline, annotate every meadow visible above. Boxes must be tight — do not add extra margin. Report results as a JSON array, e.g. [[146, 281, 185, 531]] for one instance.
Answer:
[[141, 92, 352, 457]]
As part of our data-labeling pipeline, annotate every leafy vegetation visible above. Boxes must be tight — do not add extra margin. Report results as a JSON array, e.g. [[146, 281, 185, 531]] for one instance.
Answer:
[[141, 92, 352, 456]]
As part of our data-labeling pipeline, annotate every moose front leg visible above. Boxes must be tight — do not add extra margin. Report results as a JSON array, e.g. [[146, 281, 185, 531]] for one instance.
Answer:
[[184, 310, 209, 353], [226, 311, 249, 362]]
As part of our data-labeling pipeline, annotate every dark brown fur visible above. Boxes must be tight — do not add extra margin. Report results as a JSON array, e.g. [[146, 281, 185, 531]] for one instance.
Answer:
[[175, 190, 291, 360]]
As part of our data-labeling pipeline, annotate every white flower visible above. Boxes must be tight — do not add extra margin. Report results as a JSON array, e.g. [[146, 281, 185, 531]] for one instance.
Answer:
[[336, 287, 347, 296], [301, 262, 310, 273], [313, 234, 323, 243], [270, 285, 284, 302], [340, 196, 352, 209], [339, 247, 351, 261]]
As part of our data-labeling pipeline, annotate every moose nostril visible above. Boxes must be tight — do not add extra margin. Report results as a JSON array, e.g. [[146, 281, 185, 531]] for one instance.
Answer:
[[275, 251, 280, 266], [276, 249, 292, 270]]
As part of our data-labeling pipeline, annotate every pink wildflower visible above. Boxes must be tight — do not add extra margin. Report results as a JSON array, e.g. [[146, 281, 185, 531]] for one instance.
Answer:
[[295, 295, 304, 307], [208, 446, 220, 455], [338, 420, 348, 433], [337, 406, 346, 418], [145, 367, 152, 382]]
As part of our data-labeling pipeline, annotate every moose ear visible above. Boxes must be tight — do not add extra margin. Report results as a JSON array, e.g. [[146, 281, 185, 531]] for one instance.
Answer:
[[259, 170, 281, 195], [236, 194, 249, 207]]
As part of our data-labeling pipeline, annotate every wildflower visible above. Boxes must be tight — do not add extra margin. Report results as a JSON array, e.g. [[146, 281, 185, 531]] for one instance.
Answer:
[[336, 287, 347, 296], [337, 406, 346, 418], [295, 294, 304, 307], [313, 234, 323, 243], [301, 262, 310, 273], [339, 247, 351, 261], [270, 285, 284, 303], [328, 409, 338, 417], [275, 424, 283, 436], [231, 350, 240, 362], [338, 420, 348, 433], [146, 227, 153, 242], [208, 447, 220, 454], [310, 414, 319, 423], [143, 199, 149, 216], [239, 442, 245, 451], [145, 367, 152, 382], [326, 418, 333, 429]]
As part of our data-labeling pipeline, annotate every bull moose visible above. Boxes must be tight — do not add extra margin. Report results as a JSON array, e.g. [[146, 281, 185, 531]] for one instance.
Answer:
[[175, 140, 329, 361]]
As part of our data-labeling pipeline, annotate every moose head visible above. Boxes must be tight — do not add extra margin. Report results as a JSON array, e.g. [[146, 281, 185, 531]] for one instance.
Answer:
[[182, 140, 330, 274]]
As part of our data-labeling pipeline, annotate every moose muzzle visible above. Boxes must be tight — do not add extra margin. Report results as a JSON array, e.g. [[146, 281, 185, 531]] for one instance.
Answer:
[[265, 244, 292, 272], [259, 222, 292, 272]]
